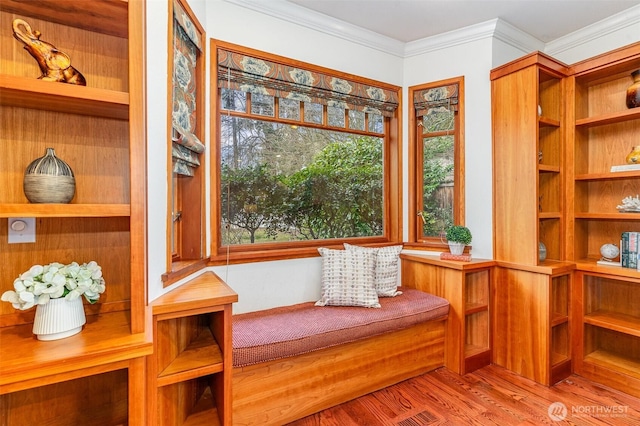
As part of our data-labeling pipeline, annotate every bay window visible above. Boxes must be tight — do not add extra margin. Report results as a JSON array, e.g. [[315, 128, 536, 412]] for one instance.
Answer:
[[211, 41, 402, 262]]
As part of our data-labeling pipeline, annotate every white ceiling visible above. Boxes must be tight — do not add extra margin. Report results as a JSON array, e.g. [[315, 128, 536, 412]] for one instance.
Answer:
[[286, 0, 640, 43]]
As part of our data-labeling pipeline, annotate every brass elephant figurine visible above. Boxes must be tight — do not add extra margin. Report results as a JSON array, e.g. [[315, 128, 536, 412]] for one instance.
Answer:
[[12, 19, 86, 86]]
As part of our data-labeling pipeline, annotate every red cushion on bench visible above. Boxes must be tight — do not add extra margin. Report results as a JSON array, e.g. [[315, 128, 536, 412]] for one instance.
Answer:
[[232, 287, 449, 368]]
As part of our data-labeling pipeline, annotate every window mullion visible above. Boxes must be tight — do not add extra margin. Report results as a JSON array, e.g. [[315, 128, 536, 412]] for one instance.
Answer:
[[246, 92, 252, 114]]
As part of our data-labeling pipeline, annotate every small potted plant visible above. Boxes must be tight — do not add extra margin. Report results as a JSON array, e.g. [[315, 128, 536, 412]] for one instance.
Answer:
[[445, 225, 472, 255]]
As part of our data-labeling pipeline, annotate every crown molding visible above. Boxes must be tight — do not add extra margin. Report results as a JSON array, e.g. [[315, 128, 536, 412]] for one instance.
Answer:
[[224, 0, 637, 60], [545, 4, 640, 56], [492, 19, 545, 53], [223, 0, 406, 57], [404, 18, 543, 57]]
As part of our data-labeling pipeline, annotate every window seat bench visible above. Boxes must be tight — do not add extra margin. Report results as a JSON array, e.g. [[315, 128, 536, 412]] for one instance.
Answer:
[[232, 287, 449, 425]]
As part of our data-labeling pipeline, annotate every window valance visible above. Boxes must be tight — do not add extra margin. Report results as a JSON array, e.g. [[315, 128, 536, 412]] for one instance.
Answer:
[[217, 49, 399, 117], [173, 0, 202, 51], [413, 83, 458, 117]]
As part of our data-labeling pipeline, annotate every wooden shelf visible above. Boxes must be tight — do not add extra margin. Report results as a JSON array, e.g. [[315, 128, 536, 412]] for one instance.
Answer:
[[495, 260, 575, 275], [551, 313, 568, 327], [151, 272, 238, 316], [0, 0, 128, 38], [575, 259, 640, 279], [584, 349, 640, 381], [0, 75, 129, 119], [575, 108, 640, 128], [183, 387, 221, 426], [0, 310, 152, 394], [575, 171, 640, 181], [584, 311, 640, 338], [399, 254, 496, 271], [0, 203, 130, 218], [574, 212, 640, 220], [465, 302, 488, 315], [538, 212, 561, 219], [465, 343, 489, 358], [157, 328, 224, 387], [538, 116, 560, 127], [551, 351, 570, 367], [538, 164, 560, 173]]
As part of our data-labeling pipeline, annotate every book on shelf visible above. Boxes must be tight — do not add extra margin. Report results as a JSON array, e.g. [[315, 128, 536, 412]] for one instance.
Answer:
[[611, 164, 640, 172], [440, 252, 472, 262], [596, 260, 622, 267], [621, 232, 640, 269]]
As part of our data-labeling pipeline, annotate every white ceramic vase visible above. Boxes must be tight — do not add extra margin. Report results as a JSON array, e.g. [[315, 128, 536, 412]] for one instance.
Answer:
[[448, 241, 465, 255], [32, 297, 86, 341]]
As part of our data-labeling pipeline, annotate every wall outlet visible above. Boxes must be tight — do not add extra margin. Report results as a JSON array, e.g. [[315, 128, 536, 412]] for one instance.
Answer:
[[8, 218, 36, 244]]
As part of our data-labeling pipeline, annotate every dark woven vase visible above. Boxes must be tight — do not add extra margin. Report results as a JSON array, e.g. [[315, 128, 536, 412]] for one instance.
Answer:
[[23, 147, 75, 203]]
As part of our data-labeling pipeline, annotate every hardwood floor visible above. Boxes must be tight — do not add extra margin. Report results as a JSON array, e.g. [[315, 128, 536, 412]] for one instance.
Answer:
[[287, 365, 640, 425]]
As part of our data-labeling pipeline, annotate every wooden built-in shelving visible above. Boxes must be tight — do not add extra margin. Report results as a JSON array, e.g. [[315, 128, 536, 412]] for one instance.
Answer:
[[566, 42, 640, 397], [0, 0, 149, 423], [156, 327, 224, 386], [401, 254, 494, 375], [491, 52, 573, 386], [148, 272, 237, 426]]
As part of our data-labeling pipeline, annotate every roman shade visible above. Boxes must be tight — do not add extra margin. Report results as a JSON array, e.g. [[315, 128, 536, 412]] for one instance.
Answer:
[[413, 83, 459, 117], [217, 49, 399, 117], [172, 0, 204, 176]]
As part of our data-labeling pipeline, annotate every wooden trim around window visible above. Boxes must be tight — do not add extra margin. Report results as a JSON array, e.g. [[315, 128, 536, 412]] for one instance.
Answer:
[[165, 0, 207, 286], [210, 39, 403, 263], [408, 76, 465, 250]]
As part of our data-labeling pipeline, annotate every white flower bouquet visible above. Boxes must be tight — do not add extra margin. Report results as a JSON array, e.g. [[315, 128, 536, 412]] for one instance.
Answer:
[[1, 261, 105, 310]]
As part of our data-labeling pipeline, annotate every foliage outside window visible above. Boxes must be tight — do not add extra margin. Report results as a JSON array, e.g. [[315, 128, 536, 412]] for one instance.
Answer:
[[409, 78, 464, 247], [221, 93, 384, 245], [213, 42, 401, 260]]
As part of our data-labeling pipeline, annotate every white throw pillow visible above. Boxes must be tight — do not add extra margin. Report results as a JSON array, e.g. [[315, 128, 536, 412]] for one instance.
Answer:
[[344, 243, 403, 297], [315, 247, 380, 308]]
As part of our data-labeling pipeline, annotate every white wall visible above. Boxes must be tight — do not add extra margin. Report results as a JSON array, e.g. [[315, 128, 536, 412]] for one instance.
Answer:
[[546, 4, 640, 64], [146, 0, 640, 313], [146, 0, 403, 311], [207, 2, 404, 85], [403, 36, 495, 262], [147, 0, 170, 303]]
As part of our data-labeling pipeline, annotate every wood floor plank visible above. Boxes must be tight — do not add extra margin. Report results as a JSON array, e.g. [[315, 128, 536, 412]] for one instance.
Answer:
[[430, 368, 537, 425], [287, 365, 640, 425]]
